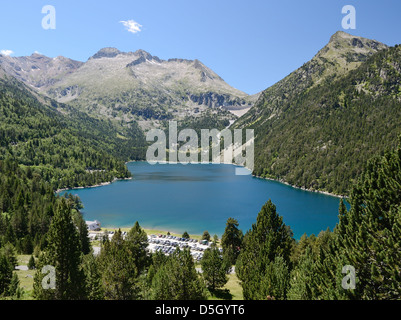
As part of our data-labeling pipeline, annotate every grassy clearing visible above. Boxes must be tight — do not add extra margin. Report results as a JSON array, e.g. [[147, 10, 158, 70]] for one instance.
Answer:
[[208, 273, 243, 300], [15, 269, 35, 299], [224, 273, 243, 300], [15, 254, 35, 299], [17, 255, 32, 266]]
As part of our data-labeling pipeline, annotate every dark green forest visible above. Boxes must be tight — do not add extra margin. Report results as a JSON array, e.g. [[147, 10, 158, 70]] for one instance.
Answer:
[[237, 137, 401, 300], [2, 138, 401, 300], [0, 74, 149, 191], [1, 44, 401, 300], [246, 45, 401, 195], [0, 71, 146, 297]]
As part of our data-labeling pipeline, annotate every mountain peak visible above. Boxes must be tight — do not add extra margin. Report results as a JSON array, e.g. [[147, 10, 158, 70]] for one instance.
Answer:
[[90, 47, 122, 60], [125, 49, 164, 67], [134, 49, 152, 59], [302, 32, 388, 87], [329, 31, 352, 42], [327, 31, 387, 52], [31, 52, 47, 57]]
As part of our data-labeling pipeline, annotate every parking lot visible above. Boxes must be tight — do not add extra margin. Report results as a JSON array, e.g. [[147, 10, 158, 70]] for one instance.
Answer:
[[147, 234, 215, 261], [89, 231, 218, 261]]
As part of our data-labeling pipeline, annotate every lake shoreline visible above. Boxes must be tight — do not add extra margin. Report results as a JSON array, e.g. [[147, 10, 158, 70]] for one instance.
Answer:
[[147, 160, 347, 199], [57, 160, 347, 200], [253, 175, 347, 199], [60, 162, 342, 241], [55, 177, 133, 194]]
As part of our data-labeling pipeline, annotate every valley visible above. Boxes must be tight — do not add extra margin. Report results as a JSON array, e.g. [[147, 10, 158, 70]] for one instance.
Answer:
[[1, 27, 401, 302]]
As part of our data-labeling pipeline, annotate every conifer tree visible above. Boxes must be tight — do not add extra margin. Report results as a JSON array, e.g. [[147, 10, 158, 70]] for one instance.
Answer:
[[82, 253, 104, 300], [0, 252, 13, 296], [72, 211, 91, 255], [221, 218, 243, 266], [202, 231, 211, 242], [236, 200, 293, 300], [8, 272, 22, 299], [0, 243, 17, 270], [201, 246, 228, 291], [125, 221, 149, 274], [287, 248, 317, 300], [33, 198, 86, 300], [335, 146, 401, 299], [294, 142, 401, 301], [98, 229, 139, 300], [28, 255, 36, 270], [260, 255, 290, 300], [151, 248, 207, 300]]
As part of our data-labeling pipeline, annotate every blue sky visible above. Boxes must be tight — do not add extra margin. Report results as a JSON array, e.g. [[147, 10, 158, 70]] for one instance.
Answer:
[[1, 0, 401, 95]]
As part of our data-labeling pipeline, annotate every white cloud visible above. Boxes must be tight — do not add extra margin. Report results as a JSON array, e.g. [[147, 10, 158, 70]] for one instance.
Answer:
[[0, 49, 14, 56], [120, 20, 142, 34]]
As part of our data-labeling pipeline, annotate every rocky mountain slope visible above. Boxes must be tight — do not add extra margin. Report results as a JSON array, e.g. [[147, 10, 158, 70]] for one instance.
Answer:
[[1, 48, 258, 132], [234, 31, 388, 129], [234, 31, 401, 195], [0, 52, 83, 89]]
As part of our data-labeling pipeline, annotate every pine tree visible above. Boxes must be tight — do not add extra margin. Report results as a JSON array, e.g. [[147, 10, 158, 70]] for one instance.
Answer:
[[202, 231, 211, 242], [0, 243, 17, 270], [28, 255, 36, 270], [0, 252, 13, 296], [98, 229, 139, 300], [72, 211, 91, 255], [8, 272, 22, 299], [125, 221, 149, 274], [21, 234, 33, 255], [236, 200, 293, 300], [201, 246, 228, 291], [212, 234, 219, 245], [359, 151, 401, 299], [221, 218, 243, 266], [332, 142, 401, 299], [288, 201, 354, 300], [82, 253, 104, 300], [33, 198, 86, 300], [287, 248, 317, 300], [151, 265, 171, 300], [259, 255, 290, 300], [151, 248, 207, 300]]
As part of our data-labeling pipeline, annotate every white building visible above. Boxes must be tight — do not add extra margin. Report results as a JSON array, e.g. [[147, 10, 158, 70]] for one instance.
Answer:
[[86, 220, 101, 231]]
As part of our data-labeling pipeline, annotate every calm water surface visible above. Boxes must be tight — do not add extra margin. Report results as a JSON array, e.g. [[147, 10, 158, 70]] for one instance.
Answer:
[[63, 162, 342, 240]]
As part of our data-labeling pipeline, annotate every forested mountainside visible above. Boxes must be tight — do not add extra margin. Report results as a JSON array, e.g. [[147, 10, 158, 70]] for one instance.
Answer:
[[236, 139, 401, 300], [234, 32, 401, 195], [0, 67, 144, 260], [0, 69, 144, 190], [1, 31, 401, 301]]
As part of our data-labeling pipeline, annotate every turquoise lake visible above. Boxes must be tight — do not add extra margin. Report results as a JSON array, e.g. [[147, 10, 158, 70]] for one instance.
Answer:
[[63, 162, 343, 240]]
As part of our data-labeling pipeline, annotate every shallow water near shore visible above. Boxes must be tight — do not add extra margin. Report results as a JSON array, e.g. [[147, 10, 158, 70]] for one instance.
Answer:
[[61, 162, 342, 240]]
